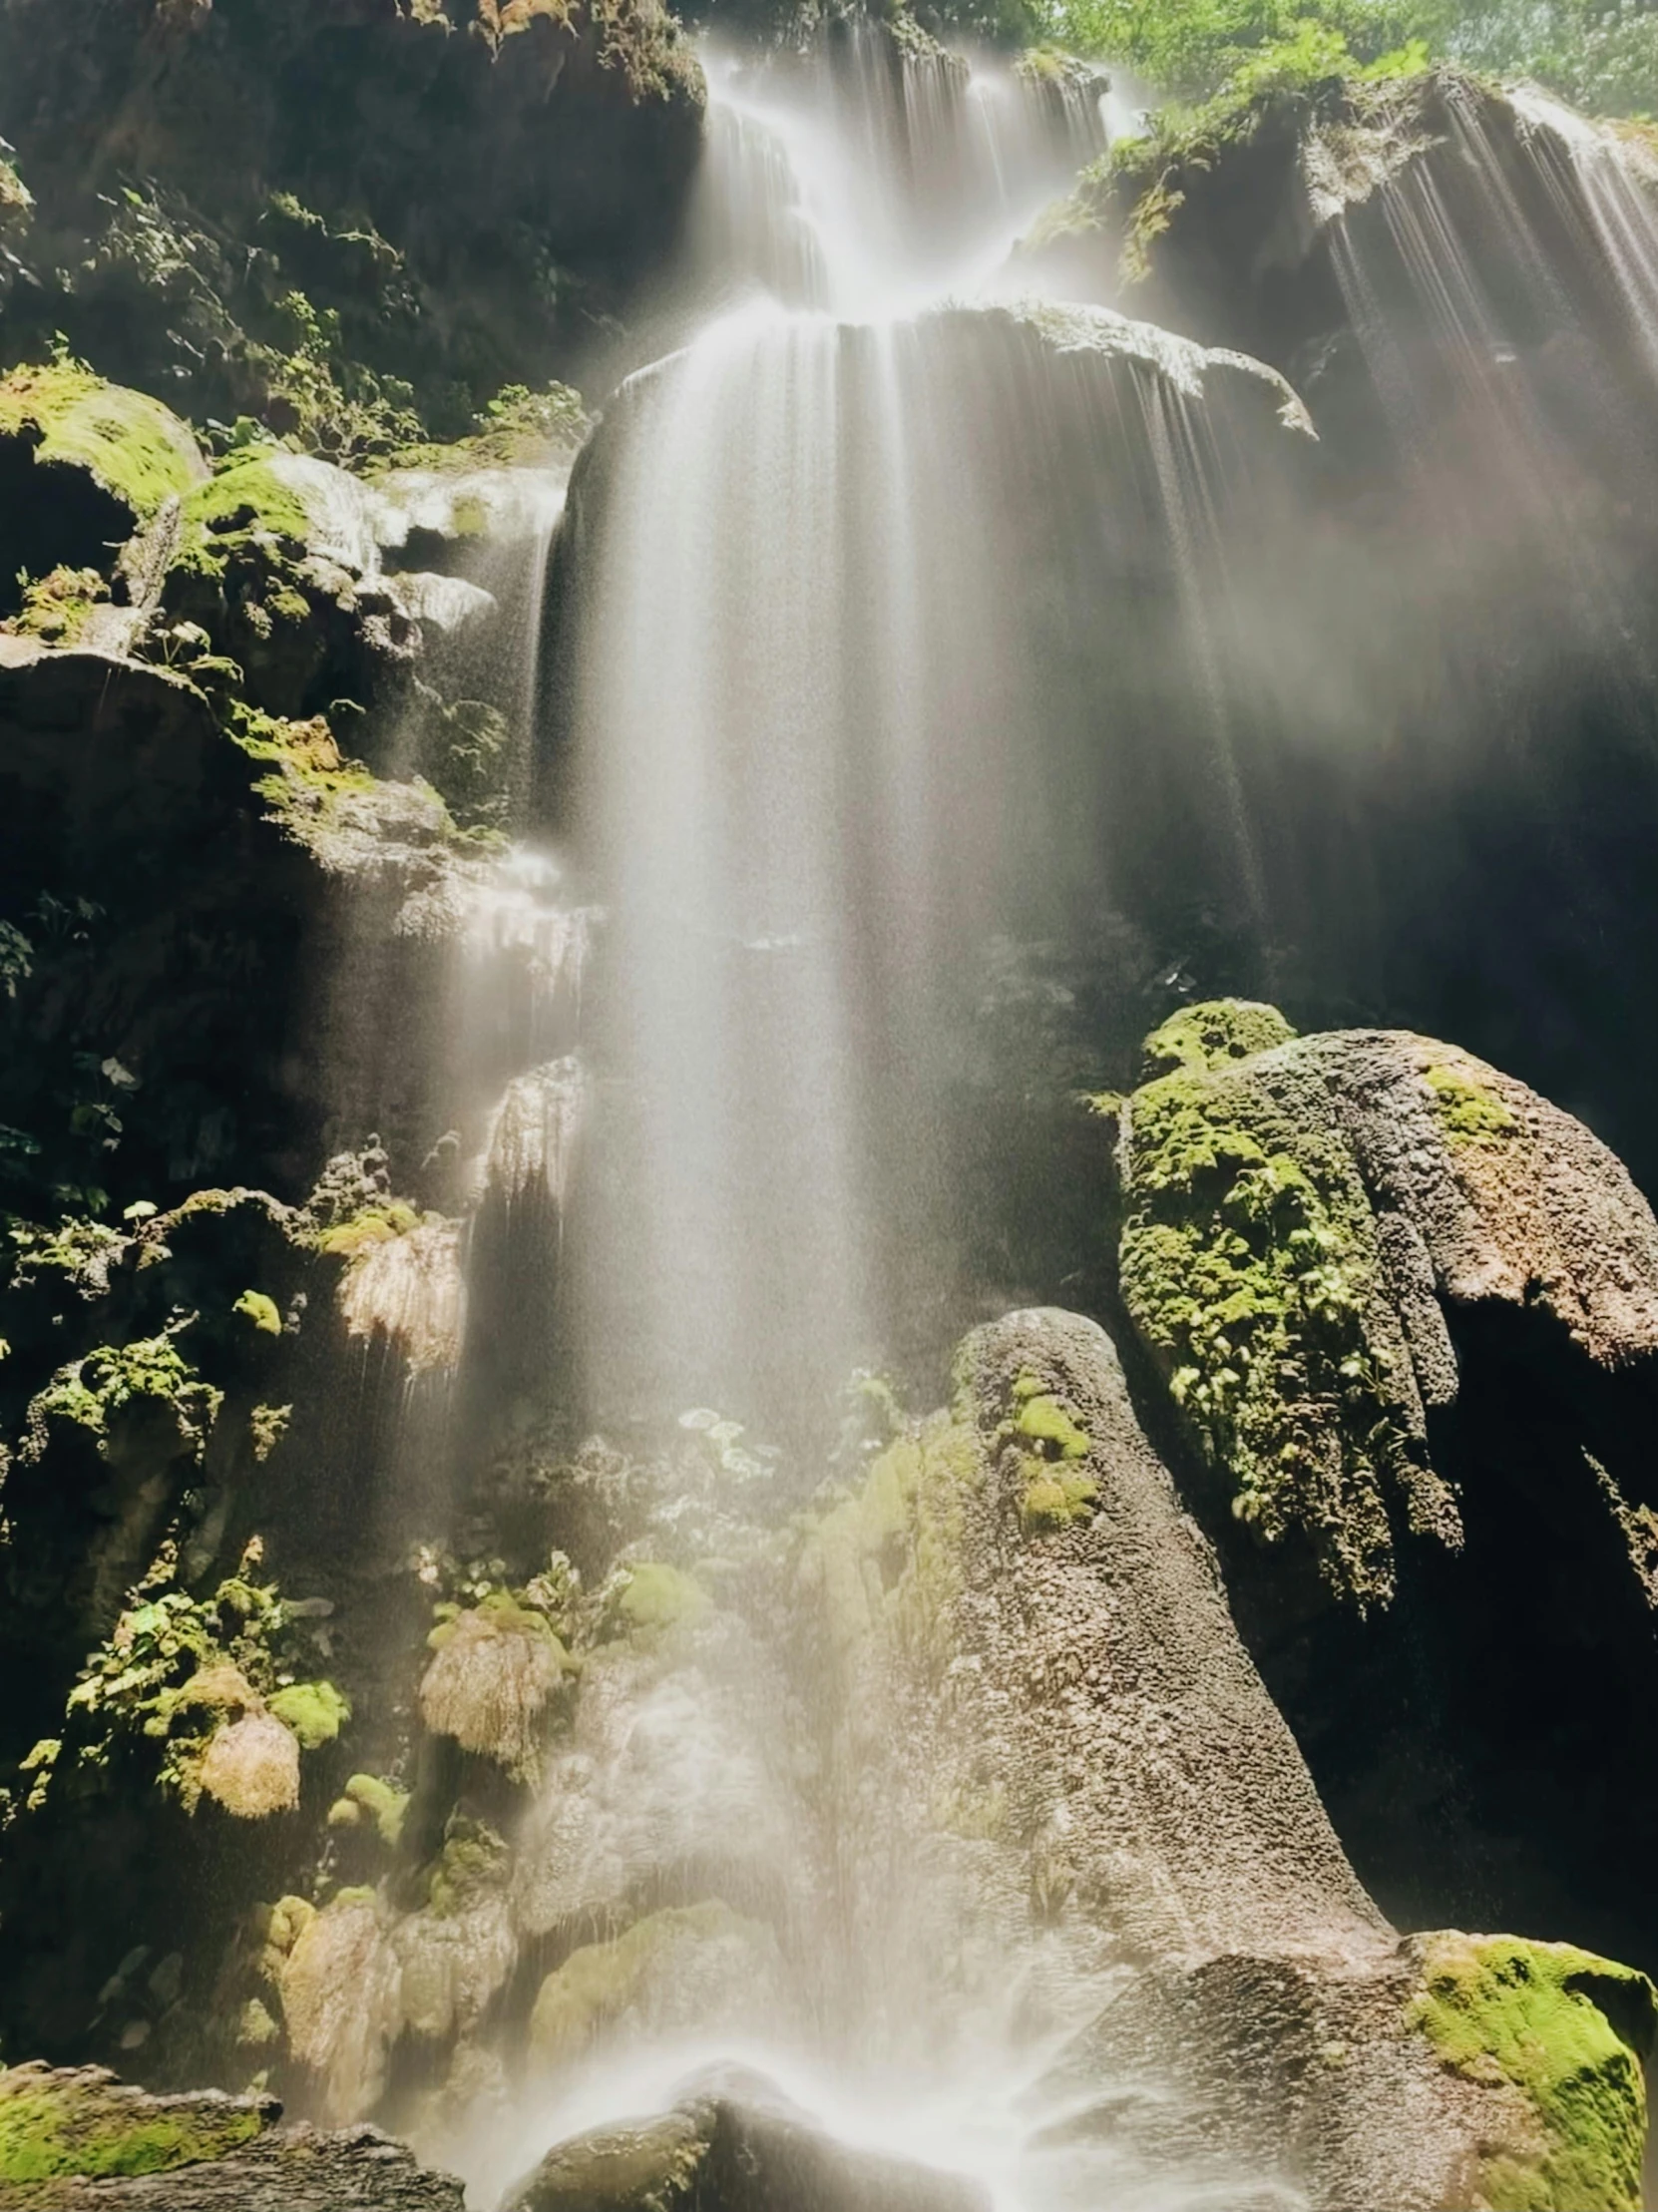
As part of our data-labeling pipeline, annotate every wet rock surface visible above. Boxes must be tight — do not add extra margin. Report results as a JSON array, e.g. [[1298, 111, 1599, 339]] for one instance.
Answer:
[[504, 2075, 990, 2212], [6, 2124, 467, 2209]]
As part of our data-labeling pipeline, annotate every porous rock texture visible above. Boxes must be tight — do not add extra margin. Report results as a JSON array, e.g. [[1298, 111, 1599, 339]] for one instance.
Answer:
[[1111, 1002, 1658, 1989], [803, 1304, 1653, 2210], [1112, 1001, 1658, 1609]]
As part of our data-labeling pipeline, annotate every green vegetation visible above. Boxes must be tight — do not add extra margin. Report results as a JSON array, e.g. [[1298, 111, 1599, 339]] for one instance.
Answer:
[[174, 455, 311, 580], [2, 565, 108, 646], [1407, 1935, 1655, 2210], [1040, 0, 1658, 121], [22, 1331, 221, 1467], [801, 1411, 984, 1678], [1425, 1060, 1519, 1147], [29, 1546, 341, 1814], [0, 2066, 268, 2182], [327, 1771, 409, 1848], [266, 1679, 349, 1750], [0, 362, 206, 521], [529, 1902, 761, 2068], [1116, 1001, 1411, 1606], [608, 1560, 711, 1636], [233, 1288, 283, 1336]]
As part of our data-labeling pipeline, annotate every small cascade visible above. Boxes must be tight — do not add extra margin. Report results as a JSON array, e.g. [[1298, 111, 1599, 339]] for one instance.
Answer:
[[692, 28, 1106, 316]]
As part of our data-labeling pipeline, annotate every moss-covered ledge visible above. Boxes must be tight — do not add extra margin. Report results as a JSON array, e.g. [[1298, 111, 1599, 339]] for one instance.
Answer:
[[1405, 1934, 1656, 2212], [0, 2062, 277, 2183]]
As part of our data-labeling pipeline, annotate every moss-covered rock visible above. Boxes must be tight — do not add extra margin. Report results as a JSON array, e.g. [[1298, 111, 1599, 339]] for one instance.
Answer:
[[419, 1591, 572, 1774], [1406, 1934, 1656, 2211], [1113, 1000, 1658, 1609], [0, 2061, 275, 2182], [0, 362, 207, 523]]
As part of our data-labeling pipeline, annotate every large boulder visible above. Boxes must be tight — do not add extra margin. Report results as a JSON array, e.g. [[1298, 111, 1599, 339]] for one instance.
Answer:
[[504, 2074, 989, 2212], [1109, 1001, 1658, 1986], [796, 1302, 1655, 2208]]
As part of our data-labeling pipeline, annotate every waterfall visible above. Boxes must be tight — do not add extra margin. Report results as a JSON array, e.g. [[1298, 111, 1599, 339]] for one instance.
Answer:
[[476, 31, 1314, 2210]]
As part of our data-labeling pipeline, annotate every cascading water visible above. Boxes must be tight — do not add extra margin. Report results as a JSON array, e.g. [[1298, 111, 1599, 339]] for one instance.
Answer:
[[464, 32, 1316, 2212]]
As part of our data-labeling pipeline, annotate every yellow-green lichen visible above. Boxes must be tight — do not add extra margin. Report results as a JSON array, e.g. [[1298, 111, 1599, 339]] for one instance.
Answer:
[[233, 1288, 282, 1335], [1117, 1001, 1412, 1607], [0, 2064, 267, 2182], [1139, 998, 1298, 1083], [22, 1332, 221, 1467], [2, 565, 109, 646], [266, 1679, 349, 1750], [528, 1902, 759, 2070], [801, 1413, 983, 1679], [1407, 1934, 1656, 2212], [174, 454, 310, 577], [327, 1771, 408, 1848], [1425, 1062, 1519, 1148], [0, 363, 207, 522], [610, 1561, 710, 1637]]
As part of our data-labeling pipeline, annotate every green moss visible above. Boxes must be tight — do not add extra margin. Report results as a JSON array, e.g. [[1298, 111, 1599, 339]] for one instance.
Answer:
[[175, 455, 310, 579], [1425, 1062, 1519, 1148], [1139, 998, 1298, 1083], [1014, 1392, 1090, 1459], [0, 363, 206, 522], [374, 379, 590, 475], [314, 1199, 423, 1260], [3, 565, 109, 646], [1117, 1006, 1413, 1607], [611, 1561, 710, 1637], [529, 1903, 756, 2070], [233, 1288, 282, 1336], [801, 1413, 983, 1678], [1407, 1935, 1656, 2211], [23, 1332, 221, 1466], [266, 1680, 349, 1751], [423, 1818, 508, 1918], [43, 1550, 325, 1813], [327, 1772, 409, 1848], [0, 2066, 266, 2181], [1020, 1463, 1101, 1533]]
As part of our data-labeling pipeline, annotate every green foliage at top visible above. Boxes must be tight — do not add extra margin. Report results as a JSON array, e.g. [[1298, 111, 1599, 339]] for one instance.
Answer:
[[1425, 1061, 1519, 1147], [0, 361, 206, 520], [1043, 0, 1658, 126], [0, 2067, 267, 2183], [1407, 1934, 1655, 2210], [1117, 1011, 1416, 1606]]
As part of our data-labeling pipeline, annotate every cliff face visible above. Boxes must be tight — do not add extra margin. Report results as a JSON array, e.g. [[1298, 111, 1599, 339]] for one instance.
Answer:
[[0, 0, 704, 446], [3, 11, 1658, 2211]]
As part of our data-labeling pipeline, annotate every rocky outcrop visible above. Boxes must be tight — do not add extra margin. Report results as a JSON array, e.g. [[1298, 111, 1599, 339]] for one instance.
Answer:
[[0, 0, 704, 439], [504, 2073, 990, 2212], [1109, 1000, 1658, 1608], [799, 1303, 1656, 2209], [0, 2075, 464, 2210], [1106, 1000, 1658, 1990]]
